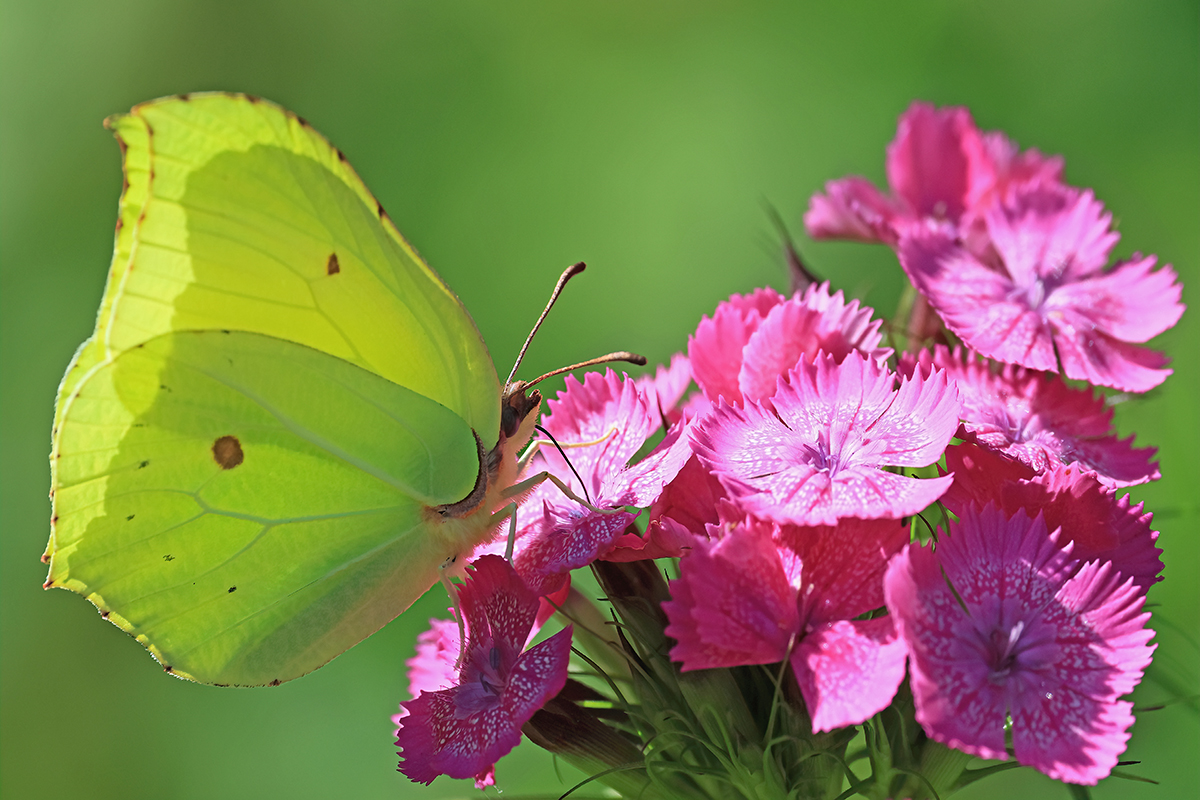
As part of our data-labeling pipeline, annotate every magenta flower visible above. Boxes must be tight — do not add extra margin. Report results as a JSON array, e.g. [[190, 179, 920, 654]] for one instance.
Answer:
[[899, 183, 1185, 392], [693, 351, 959, 526], [942, 442, 1162, 590], [664, 515, 909, 732], [486, 371, 693, 594], [805, 101, 1062, 245], [885, 505, 1155, 784], [902, 346, 1158, 486], [396, 556, 572, 786], [689, 283, 890, 406]]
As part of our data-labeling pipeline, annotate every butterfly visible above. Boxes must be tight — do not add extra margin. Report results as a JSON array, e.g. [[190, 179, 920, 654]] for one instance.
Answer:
[[43, 92, 587, 687]]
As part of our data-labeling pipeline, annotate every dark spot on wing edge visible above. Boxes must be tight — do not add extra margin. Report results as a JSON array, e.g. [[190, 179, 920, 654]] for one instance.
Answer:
[[270, 679, 281, 686], [327, 253, 340, 275], [212, 435, 244, 469]]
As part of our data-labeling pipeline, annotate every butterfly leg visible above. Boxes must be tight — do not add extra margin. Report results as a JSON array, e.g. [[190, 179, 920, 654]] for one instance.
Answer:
[[436, 557, 469, 669], [501, 470, 623, 516]]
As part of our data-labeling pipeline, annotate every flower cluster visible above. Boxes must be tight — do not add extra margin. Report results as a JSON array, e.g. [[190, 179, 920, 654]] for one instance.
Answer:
[[393, 102, 1180, 797]]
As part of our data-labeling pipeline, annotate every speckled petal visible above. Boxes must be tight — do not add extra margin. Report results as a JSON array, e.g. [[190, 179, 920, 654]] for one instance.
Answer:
[[791, 617, 908, 732]]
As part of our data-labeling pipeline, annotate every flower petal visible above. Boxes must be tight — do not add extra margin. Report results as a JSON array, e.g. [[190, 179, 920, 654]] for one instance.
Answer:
[[738, 282, 890, 402], [804, 176, 901, 243], [689, 287, 785, 404], [791, 617, 908, 732], [986, 185, 1117, 283], [664, 523, 797, 670], [899, 225, 1058, 372], [635, 352, 694, 419], [775, 517, 910, 623], [886, 102, 989, 222], [903, 347, 1159, 486]]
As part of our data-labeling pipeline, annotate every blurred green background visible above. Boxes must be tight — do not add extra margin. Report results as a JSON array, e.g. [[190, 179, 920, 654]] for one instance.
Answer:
[[2, 1, 1196, 798]]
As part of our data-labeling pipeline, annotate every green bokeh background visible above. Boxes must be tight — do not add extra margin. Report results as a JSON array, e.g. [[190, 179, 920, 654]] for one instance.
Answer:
[[2, 2, 1196, 798]]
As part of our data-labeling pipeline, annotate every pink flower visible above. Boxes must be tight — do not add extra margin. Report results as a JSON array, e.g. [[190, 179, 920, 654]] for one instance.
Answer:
[[634, 352, 693, 423], [885, 505, 1155, 785], [942, 442, 1162, 590], [486, 371, 693, 594], [805, 102, 1062, 245], [693, 351, 959, 526], [899, 184, 1184, 392], [689, 287, 786, 405], [395, 556, 572, 786], [663, 515, 909, 731], [405, 618, 461, 699], [737, 283, 892, 402], [902, 346, 1158, 486], [604, 454, 727, 561], [689, 283, 890, 406]]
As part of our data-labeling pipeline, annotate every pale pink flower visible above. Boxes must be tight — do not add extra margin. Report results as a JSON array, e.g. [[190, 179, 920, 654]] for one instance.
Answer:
[[899, 184, 1184, 392], [689, 283, 890, 406], [942, 442, 1162, 590], [664, 515, 909, 732], [902, 346, 1159, 486], [885, 505, 1155, 785], [483, 371, 692, 594], [396, 556, 572, 786], [693, 351, 959, 526], [405, 618, 461, 699], [634, 352, 693, 423], [805, 101, 1062, 245], [603, 455, 721, 561]]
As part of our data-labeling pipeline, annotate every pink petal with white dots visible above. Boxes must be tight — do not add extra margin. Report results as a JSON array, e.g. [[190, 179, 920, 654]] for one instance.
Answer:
[[791, 617, 908, 732]]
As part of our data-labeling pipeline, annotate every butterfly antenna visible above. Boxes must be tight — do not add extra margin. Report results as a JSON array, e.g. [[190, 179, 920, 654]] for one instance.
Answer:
[[505, 262, 588, 392], [523, 351, 648, 392], [535, 425, 592, 505]]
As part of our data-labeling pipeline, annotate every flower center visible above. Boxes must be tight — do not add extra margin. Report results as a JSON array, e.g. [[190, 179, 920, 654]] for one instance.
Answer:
[[800, 430, 841, 474], [985, 620, 1026, 682]]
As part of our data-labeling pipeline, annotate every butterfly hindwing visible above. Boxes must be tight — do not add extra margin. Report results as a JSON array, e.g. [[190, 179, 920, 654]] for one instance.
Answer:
[[50, 330, 484, 686]]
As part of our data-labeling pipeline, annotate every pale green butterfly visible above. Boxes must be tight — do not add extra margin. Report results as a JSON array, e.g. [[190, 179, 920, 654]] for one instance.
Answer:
[[43, 92, 597, 687]]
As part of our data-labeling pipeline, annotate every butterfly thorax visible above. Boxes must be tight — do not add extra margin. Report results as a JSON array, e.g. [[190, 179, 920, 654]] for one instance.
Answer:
[[428, 386, 542, 553]]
